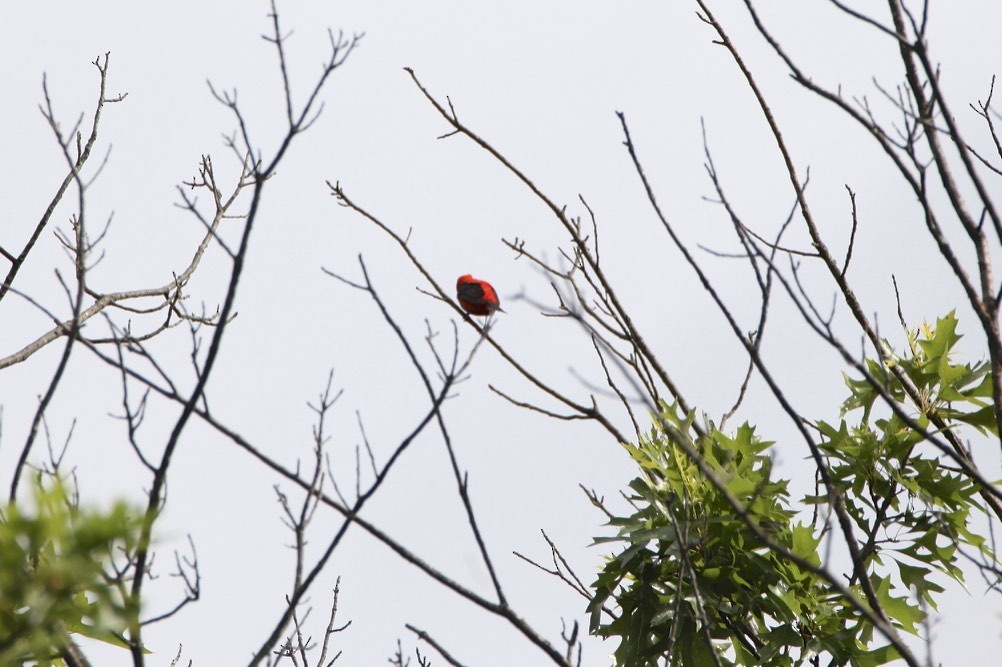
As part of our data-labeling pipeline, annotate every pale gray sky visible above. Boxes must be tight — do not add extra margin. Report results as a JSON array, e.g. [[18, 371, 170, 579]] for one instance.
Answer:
[[3, 1, 1001, 665]]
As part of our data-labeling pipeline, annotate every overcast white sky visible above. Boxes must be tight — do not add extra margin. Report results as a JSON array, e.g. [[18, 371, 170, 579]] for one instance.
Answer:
[[3, 1, 1002, 665]]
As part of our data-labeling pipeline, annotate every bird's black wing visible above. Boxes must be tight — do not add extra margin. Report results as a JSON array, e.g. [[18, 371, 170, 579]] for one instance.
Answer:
[[457, 281, 486, 302]]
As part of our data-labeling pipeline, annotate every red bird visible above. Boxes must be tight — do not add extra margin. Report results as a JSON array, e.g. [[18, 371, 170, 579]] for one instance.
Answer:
[[456, 274, 505, 317]]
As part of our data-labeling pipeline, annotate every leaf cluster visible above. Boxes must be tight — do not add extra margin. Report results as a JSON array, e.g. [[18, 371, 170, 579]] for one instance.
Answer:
[[590, 403, 835, 667], [818, 311, 994, 615], [589, 313, 997, 667], [0, 475, 142, 666]]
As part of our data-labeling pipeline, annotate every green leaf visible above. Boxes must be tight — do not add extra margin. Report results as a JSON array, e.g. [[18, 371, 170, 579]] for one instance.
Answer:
[[955, 405, 999, 434], [873, 575, 925, 634], [790, 523, 821, 567], [851, 643, 901, 667]]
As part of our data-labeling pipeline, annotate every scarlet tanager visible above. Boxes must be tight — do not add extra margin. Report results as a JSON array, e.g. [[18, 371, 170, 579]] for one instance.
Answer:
[[456, 274, 505, 316]]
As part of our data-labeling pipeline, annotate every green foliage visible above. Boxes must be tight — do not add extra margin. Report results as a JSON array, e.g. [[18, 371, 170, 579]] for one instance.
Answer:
[[842, 311, 994, 434], [0, 475, 142, 666], [590, 313, 995, 667], [589, 403, 837, 667], [819, 310, 993, 607]]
